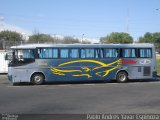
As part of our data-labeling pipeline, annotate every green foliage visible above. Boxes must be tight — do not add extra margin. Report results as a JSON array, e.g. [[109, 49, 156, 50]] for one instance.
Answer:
[[138, 32, 160, 49], [100, 32, 133, 44], [62, 36, 91, 44], [0, 30, 24, 49], [28, 34, 54, 43], [138, 32, 154, 43], [138, 32, 160, 43], [62, 36, 80, 44], [153, 32, 160, 44], [156, 59, 160, 75], [28, 34, 91, 44], [0, 30, 23, 42], [82, 40, 91, 44]]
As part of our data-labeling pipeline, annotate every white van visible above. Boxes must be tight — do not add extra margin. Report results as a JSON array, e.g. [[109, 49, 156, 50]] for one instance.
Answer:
[[0, 50, 8, 73]]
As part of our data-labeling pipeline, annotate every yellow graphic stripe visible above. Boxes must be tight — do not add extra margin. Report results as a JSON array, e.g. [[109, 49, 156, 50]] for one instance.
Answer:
[[51, 68, 82, 73], [50, 59, 122, 78], [73, 74, 92, 78], [93, 59, 122, 70], [58, 60, 107, 67], [50, 67, 82, 76], [95, 66, 119, 77], [81, 67, 91, 72]]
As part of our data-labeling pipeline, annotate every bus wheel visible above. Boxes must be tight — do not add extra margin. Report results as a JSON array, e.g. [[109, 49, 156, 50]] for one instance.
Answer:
[[13, 82, 20, 86], [116, 71, 128, 83], [31, 73, 44, 85]]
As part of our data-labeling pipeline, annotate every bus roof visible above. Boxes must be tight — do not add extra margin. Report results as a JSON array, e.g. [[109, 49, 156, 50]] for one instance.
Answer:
[[11, 43, 154, 49]]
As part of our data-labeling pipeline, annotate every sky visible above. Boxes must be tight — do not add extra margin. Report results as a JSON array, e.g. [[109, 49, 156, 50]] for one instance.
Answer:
[[0, 0, 160, 42]]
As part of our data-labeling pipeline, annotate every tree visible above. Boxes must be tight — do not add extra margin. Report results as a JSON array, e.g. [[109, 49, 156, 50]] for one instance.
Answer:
[[0, 30, 24, 49], [62, 36, 91, 44], [82, 40, 91, 44], [62, 36, 80, 44], [138, 32, 154, 43], [153, 33, 160, 51], [152, 32, 160, 44], [138, 32, 160, 52], [28, 33, 54, 43], [100, 32, 133, 44]]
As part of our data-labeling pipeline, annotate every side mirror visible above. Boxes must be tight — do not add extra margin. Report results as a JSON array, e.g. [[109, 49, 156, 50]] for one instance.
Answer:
[[5, 54, 8, 60], [5, 53, 13, 60], [19, 55, 23, 59]]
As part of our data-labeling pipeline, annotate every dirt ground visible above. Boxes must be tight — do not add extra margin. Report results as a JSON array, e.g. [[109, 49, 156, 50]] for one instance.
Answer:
[[156, 54, 160, 59]]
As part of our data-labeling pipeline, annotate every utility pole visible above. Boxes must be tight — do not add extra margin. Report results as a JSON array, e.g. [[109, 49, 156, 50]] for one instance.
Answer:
[[82, 34, 84, 43]]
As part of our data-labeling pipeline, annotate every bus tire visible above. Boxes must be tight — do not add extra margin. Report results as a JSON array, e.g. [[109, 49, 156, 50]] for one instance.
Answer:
[[31, 73, 44, 85], [13, 82, 20, 86], [116, 71, 128, 83]]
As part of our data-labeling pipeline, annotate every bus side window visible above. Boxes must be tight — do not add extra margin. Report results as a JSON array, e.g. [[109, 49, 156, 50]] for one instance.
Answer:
[[104, 48, 118, 58], [100, 49, 104, 58], [95, 49, 104, 58], [70, 49, 79, 58], [52, 49, 58, 58], [81, 49, 86, 58], [122, 48, 137, 58], [38, 48, 48, 58], [132, 49, 136, 57], [38, 49, 43, 58], [80, 49, 94, 58], [139, 48, 152, 58], [60, 49, 69, 58], [38, 48, 58, 59], [95, 49, 99, 58], [85, 49, 94, 58], [23, 49, 34, 58]]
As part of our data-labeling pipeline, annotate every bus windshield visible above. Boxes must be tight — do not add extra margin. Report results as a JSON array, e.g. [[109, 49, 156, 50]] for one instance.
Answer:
[[5, 51, 13, 61], [14, 49, 34, 61], [8, 49, 36, 65]]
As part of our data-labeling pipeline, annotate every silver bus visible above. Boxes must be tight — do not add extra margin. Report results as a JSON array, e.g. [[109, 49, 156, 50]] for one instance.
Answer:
[[7, 43, 157, 85]]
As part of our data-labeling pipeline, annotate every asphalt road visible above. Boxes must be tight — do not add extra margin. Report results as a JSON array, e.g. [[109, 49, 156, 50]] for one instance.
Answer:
[[0, 74, 160, 114]]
